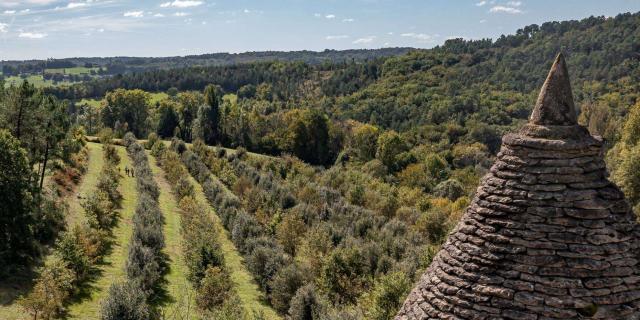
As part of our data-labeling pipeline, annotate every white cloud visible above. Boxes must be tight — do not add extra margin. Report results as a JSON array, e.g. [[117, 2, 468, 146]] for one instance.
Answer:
[[0, 23, 7, 33], [313, 13, 321, 17], [19, 31, 47, 39], [160, 1, 203, 8], [243, 9, 250, 13], [353, 35, 375, 44], [325, 35, 348, 40], [174, 12, 188, 16], [67, 2, 87, 9], [507, 1, 522, 6], [3, 10, 16, 14], [342, 18, 354, 22], [154, 13, 165, 17], [20, 9, 30, 13], [124, 11, 144, 17], [476, 1, 487, 6], [325, 14, 335, 19], [401, 32, 433, 41], [489, 5, 522, 13]]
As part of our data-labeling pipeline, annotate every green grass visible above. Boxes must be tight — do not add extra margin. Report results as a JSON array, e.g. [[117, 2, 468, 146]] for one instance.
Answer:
[[147, 153, 197, 319], [45, 67, 100, 75], [66, 145, 137, 319], [66, 143, 104, 227], [77, 98, 102, 108], [187, 173, 281, 320], [3, 74, 78, 88]]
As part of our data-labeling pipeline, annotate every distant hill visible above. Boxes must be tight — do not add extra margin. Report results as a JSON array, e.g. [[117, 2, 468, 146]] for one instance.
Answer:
[[1, 48, 413, 77]]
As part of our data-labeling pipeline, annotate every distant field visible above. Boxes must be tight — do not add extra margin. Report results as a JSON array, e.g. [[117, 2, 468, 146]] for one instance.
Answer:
[[3, 74, 78, 88], [45, 67, 101, 75], [78, 98, 102, 108], [78, 92, 168, 107]]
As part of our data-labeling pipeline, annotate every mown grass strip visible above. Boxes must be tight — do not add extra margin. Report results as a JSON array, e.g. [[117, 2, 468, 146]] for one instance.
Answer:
[[186, 173, 281, 320], [147, 153, 197, 319], [66, 142, 103, 227], [66, 145, 136, 319]]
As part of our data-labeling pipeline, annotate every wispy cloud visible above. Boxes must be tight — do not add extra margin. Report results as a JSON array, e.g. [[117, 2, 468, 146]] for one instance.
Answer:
[[3, 10, 16, 14], [400, 32, 433, 41], [154, 13, 165, 17], [124, 11, 144, 18], [353, 35, 375, 44], [325, 35, 348, 40], [489, 5, 522, 14], [342, 18, 354, 22], [160, 1, 203, 8], [67, 2, 87, 9], [0, 23, 7, 33], [19, 31, 47, 39], [476, 1, 487, 6], [174, 12, 188, 17], [325, 14, 335, 19], [507, 1, 522, 6]]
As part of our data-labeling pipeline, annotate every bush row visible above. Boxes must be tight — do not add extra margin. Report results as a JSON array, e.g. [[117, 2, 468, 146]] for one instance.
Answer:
[[155, 144, 243, 317], [101, 133, 164, 320], [193, 142, 432, 320], [174, 140, 300, 314], [19, 137, 122, 320]]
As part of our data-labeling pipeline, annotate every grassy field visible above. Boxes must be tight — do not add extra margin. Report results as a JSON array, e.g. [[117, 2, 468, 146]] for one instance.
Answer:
[[147, 153, 197, 319], [186, 173, 281, 320], [45, 67, 100, 75], [66, 145, 137, 319], [77, 98, 102, 108]]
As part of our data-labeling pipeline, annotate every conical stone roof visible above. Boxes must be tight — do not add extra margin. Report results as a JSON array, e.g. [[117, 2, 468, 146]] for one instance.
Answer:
[[396, 53, 640, 320]]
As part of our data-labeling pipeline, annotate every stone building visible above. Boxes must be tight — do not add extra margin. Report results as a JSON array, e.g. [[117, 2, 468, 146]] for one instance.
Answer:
[[396, 54, 640, 319]]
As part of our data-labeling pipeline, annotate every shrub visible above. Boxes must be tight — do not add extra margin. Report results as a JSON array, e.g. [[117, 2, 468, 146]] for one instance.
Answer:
[[145, 133, 159, 150], [126, 240, 162, 293], [150, 140, 166, 157], [101, 282, 150, 320], [82, 190, 117, 230], [246, 244, 287, 293], [18, 256, 75, 320], [360, 272, 411, 320], [269, 264, 307, 314], [56, 230, 92, 283], [288, 284, 325, 320], [433, 179, 465, 200], [196, 266, 234, 311]]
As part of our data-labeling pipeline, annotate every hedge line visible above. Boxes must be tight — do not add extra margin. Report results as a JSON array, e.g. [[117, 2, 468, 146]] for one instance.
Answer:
[[101, 133, 164, 320], [19, 138, 122, 320], [155, 143, 243, 317]]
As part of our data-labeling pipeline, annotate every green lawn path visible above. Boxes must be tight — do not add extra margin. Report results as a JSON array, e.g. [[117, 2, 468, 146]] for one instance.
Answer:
[[147, 153, 197, 319], [67, 145, 137, 319], [66, 142, 103, 226], [186, 173, 282, 320]]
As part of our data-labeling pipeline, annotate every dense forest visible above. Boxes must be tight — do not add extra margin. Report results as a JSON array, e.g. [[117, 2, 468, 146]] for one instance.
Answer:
[[1, 10, 640, 320], [1, 48, 411, 77]]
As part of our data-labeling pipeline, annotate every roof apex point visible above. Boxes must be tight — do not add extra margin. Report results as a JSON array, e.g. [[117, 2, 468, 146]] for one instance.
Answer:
[[529, 52, 577, 126]]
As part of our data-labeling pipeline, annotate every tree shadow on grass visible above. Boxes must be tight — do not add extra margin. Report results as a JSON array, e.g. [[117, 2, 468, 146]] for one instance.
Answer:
[[149, 251, 175, 309], [0, 265, 38, 307]]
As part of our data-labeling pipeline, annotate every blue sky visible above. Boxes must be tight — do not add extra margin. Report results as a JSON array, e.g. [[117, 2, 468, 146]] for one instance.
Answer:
[[0, 0, 639, 60]]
